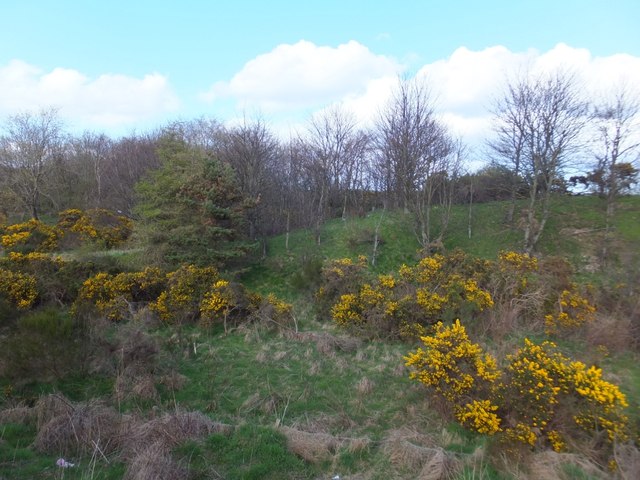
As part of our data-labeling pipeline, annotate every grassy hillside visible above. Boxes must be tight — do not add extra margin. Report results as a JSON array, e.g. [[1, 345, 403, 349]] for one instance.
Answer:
[[1, 195, 639, 479], [243, 195, 640, 297]]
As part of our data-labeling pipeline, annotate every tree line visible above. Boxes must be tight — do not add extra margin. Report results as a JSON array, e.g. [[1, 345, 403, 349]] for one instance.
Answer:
[[1, 72, 638, 262]]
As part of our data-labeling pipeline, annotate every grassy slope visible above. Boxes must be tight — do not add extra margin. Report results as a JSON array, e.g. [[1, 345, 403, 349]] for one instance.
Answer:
[[2, 195, 639, 479]]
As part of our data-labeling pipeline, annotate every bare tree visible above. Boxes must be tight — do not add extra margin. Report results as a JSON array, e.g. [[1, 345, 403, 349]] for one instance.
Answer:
[[302, 106, 369, 243], [490, 71, 588, 253], [592, 87, 640, 262], [66, 131, 113, 208], [0, 108, 65, 219], [375, 77, 457, 248], [217, 117, 280, 244], [488, 76, 530, 223], [375, 78, 437, 213]]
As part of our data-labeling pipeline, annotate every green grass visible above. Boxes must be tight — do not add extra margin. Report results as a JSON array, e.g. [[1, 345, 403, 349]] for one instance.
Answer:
[[0, 422, 126, 479], [2, 195, 640, 479], [178, 425, 318, 479]]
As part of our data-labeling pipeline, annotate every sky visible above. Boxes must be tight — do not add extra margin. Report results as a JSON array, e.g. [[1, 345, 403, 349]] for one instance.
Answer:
[[1, 0, 639, 164]]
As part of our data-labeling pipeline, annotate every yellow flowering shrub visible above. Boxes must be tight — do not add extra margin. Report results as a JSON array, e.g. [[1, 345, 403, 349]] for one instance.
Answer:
[[57, 208, 133, 248], [405, 320, 500, 402], [199, 279, 233, 326], [326, 250, 494, 337], [498, 250, 538, 273], [316, 256, 368, 317], [406, 327, 629, 454], [546, 430, 565, 452], [0, 268, 38, 310], [502, 339, 628, 448], [75, 267, 165, 321], [544, 284, 596, 334], [331, 293, 363, 327], [1, 219, 61, 253], [456, 399, 502, 434], [151, 265, 220, 324]]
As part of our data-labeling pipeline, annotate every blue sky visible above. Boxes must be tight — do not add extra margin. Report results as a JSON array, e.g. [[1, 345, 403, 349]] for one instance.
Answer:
[[1, 0, 639, 149]]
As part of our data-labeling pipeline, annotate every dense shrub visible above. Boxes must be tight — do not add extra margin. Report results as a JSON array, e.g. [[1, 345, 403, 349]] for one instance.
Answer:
[[323, 251, 494, 338], [150, 265, 220, 324], [322, 250, 596, 340], [57, 208, 133, 249], [406, 321, 629, 461], [74, 267, 166, 321], [0, 267, 38, 311], [0, 219, 61, 253]]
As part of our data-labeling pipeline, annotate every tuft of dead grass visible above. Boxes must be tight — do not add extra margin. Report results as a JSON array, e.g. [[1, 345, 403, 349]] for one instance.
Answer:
[[418, 447, 459, 480], [34, 401, 124, 456], [123, 441, 188, 480], [34, 394, 75, 430], [0, 406, 34, 425], [122, 410, 227, 459], [356, 377, 375, 395], [279, 426, 341, 463], [586, 313, 633, 352], [285, 331, 361, 355], [614, 442, 640, 480], [383, 428, 439, 471], [160, 371, 188, 391], [525, 451, 607, 480], [115, 373, 158, 403]]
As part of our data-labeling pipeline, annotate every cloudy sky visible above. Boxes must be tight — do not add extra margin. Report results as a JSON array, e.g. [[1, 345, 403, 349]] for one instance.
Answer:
[[1, 0, 639, 160]]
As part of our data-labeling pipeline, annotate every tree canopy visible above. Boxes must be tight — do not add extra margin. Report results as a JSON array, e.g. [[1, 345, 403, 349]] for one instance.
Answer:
[[135, 136, 256, 268]]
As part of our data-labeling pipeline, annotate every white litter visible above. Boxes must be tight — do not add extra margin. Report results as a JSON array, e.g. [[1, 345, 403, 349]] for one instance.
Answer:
[[56, 458, 75, 468]]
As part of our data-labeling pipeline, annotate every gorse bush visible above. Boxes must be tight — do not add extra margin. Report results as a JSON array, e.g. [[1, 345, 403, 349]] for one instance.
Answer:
[[406, 321, 629, 461], [0, 267, 38, 311], [323, 251, 494, 338], [0, 219, 61, 253], [544, 284, 596, 334], [73, 263, 294, 330], [404, 320, 500, 403], [322, 250, 596, 340], [151, 264, 220, 323], [57, 208, 133, 249], [316, 256, 368, 317], [74, 267, 165, 321]]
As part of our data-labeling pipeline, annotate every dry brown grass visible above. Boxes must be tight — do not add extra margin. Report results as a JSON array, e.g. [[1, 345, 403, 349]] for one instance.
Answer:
[[122, 410, 228, 459], [34, 401, 124, 456], [615, 442, 640, 480], [160, 371, 188, 391], [34, 394, 75, 430], [356, 376, 375, 395], [285, 330, 361, 355], [115, 373, 159, 403], [123, 441, 188, 480], [380, 427, 460, 479], [382, 427, 438, 471], [0, 406, 34, 425], [525, 451, 607, 480], [417, 447, 458, 480], [279, 426, 341, 463], [586, 313, 633, 352]]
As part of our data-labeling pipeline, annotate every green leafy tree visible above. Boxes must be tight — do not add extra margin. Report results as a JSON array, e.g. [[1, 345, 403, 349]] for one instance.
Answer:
[[135, 136, 256, 268]]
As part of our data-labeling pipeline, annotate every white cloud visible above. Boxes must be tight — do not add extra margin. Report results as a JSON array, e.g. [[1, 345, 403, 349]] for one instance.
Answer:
[[0, 59, 180, 130], [201, 40, 402, 111], [412, 43, 640, 148]]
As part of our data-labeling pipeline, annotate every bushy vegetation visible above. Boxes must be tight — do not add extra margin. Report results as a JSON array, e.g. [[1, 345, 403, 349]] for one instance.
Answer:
[[1, 196, 639, 479]]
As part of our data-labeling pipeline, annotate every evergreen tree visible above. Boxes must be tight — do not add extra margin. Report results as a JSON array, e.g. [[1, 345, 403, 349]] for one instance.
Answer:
[[135, 136, 256, 268]]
